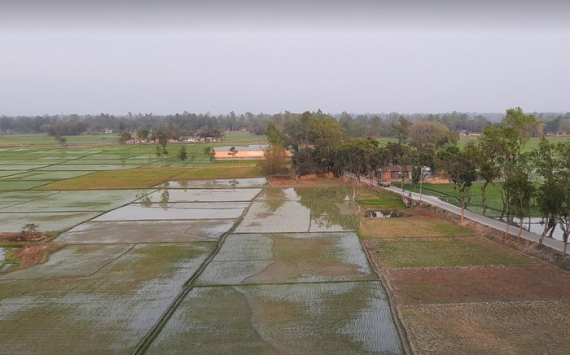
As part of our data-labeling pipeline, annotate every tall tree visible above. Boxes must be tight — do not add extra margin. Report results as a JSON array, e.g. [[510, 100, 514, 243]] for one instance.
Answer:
[[531, 138, 563, 245], [556, 141, 570, 259], [391, 116, 411, 143], [477, 126, 503, 216], [503, 164, 535, 242], [261, 146, 289, 176], [436, 144, 479, 222]]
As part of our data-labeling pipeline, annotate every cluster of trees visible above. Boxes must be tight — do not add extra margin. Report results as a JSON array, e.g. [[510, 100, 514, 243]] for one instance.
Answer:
[[265, 111, 457, 179], [262, 108, 570, 256]]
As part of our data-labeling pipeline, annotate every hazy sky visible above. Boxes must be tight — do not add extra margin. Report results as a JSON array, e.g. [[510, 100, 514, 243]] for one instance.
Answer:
[[1, 0, 569, 116]]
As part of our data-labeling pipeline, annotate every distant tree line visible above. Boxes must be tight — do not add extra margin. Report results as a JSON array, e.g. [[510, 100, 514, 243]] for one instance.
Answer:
[[3, 110, 569, 137]]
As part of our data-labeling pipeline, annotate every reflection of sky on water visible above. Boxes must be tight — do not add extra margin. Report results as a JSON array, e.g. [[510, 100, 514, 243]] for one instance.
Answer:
[[94, 204, 246, 221], [141, 188, 261, 203], [155, 178, 267, 189]]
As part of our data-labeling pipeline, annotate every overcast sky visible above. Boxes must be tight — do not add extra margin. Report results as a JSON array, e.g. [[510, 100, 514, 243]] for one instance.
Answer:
[[1, 0, 569, 116]]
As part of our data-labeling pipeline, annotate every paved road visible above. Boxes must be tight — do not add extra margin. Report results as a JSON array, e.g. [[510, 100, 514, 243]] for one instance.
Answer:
[[348, 173, 569, 256]]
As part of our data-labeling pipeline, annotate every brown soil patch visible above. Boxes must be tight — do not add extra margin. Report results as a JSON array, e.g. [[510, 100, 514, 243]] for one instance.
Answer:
[[12, 244, 63, 268], [390, 265, 570, 305], [0, 232, 50, 243]]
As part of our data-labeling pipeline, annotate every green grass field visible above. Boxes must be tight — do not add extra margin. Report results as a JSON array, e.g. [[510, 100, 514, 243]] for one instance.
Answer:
[[373, 238, 530, 268]]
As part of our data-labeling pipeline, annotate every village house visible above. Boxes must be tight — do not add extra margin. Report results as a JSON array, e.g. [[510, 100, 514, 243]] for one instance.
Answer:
[[376, 165, 413, 182]]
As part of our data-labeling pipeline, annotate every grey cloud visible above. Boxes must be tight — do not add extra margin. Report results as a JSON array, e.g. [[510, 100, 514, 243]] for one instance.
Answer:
[[2, 0, 570, 33]]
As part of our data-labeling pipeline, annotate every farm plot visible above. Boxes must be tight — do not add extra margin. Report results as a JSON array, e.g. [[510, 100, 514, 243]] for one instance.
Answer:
[[93, 203, 246, 221], [3, 190, 141, 212], [197, 232, 377, 285], [148, 282, 403, 355], [38, 164, 132, 171], [0, 191, 58, 210], [35, 169, 187, 190], [0, 164, 50, 170], [0, 170, 25, 178], [144, 188, 262, 202], [0, 211, 101, 232], [0, 170, 95, 181], [401, 302, 570, 355], [235, 200, 358, 233], [0, 244, 131, 280], [0, 243, 215, 354], [388, 265, 570, 305], [360, 217, 475, 239], [365, 238, 531, 268], [0, 180, 53, 191], [155, 177, 268, 189], [56, 220, 235, 244]]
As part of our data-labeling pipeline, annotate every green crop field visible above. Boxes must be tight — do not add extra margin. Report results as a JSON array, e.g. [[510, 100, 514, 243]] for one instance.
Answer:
[[373, 238, 530, 268]]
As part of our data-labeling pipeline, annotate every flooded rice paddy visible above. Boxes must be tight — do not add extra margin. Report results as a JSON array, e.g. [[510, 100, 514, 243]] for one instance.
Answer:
[[197, 232, 377, 285], [57, 220, 235, 244], [149, 282, 402, 355], [0, 180, 403, 354], [155, 177, 268, 189]]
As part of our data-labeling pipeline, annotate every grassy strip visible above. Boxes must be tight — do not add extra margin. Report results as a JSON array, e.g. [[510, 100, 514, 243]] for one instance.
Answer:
[[355, 188, 405, 208], [360, 219, 474, 238], [35, 168, 187, 190], [372, 238, 530, 268]]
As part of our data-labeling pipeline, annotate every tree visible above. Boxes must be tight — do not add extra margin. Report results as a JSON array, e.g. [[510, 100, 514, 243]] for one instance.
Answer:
[[118, 130, 131, 144], [487, 108, 540, 221], [478, 126, 503, 216], [21, 223, 39, 247], [266, 122, 290, 148], [136, 129, 149, 143], [293, 148, 319, 176], [55, 135, 67, 146], [228, 146, 237, 157], [556, 141, 570, 259], [177, 146, 188, 161], [391, 116, 411, 143], [531, 138, 563, 245], [409, 120, 458, 147], [436, 144, 478, 222], [503, 166, 535, 242], [260, 146, 289, 175], [155, 127, 169, 155]]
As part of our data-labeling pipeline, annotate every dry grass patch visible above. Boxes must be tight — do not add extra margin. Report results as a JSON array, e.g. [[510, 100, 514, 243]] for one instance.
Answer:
[[401, 301, 570, 355], [36, 168, 186, 190], [360, 217, 475, 238], [365, 238, 531, 268], [390, 265, 570, 305]]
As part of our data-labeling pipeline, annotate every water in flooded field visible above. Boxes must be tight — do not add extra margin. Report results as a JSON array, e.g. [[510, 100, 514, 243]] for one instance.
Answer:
[[0, 184, 404, 354]]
